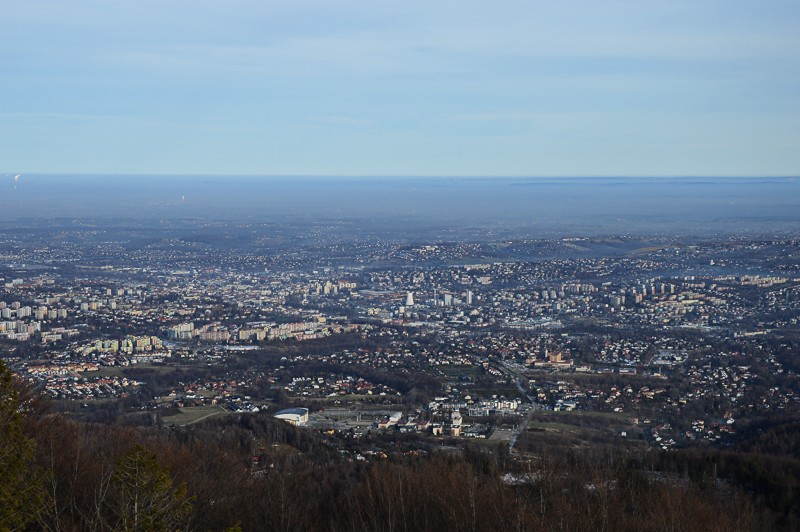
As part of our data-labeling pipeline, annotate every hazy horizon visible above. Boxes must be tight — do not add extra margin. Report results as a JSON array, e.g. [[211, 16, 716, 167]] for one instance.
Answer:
[[2, 174, 799, 238]]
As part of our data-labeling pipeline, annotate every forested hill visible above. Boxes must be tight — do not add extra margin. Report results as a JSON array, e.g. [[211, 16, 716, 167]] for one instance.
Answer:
[[3, 360, 800, 531]]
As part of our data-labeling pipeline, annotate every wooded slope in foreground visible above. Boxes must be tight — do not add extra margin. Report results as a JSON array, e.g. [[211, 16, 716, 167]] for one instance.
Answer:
[[2, 360, 799, 531]]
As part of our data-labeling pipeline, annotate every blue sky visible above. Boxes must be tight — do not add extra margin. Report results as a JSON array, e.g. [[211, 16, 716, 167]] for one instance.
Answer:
[[1, 1, 799, 176]]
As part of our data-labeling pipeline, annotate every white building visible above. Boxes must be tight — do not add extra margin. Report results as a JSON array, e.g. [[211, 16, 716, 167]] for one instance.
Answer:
[[274, 407, 309, 426]]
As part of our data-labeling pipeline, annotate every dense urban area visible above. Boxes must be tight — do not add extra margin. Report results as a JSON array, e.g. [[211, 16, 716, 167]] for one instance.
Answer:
[[2, 219, 799, 530]]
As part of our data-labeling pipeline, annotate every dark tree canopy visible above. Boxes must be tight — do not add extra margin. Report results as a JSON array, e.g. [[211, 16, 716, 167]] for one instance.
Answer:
[[0, 359, 43, 529]]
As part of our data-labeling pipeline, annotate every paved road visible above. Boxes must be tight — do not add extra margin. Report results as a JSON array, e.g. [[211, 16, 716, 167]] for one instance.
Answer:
[[494, 360, 546, 454]]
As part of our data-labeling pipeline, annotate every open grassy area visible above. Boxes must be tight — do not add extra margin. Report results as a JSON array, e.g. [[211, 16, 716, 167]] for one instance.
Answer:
[[486, 426, 514, 443], [88, 366, 129, 377], [163, 405, 229, 426], [516, 410, 646, 453], [529, 410, 634, 429], [436, 365, 483, 378], [527, 420, 582, 431], [557, 410, 631, 422], [87, 364, 177, 378]]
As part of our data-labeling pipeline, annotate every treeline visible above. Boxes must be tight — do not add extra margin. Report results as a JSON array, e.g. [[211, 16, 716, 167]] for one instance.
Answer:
[[736, 413, 800, 458], [2, 421, 774, 529], [1, 360, 797, 531]]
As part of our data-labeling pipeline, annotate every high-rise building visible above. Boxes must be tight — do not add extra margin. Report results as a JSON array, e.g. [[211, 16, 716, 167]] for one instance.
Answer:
[[405, 292, 414, 306]]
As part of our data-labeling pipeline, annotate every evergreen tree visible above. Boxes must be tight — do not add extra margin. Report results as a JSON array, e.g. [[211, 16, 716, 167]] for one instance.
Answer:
[[0, 359, 43, 529], [111, 445, 193, 531]]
